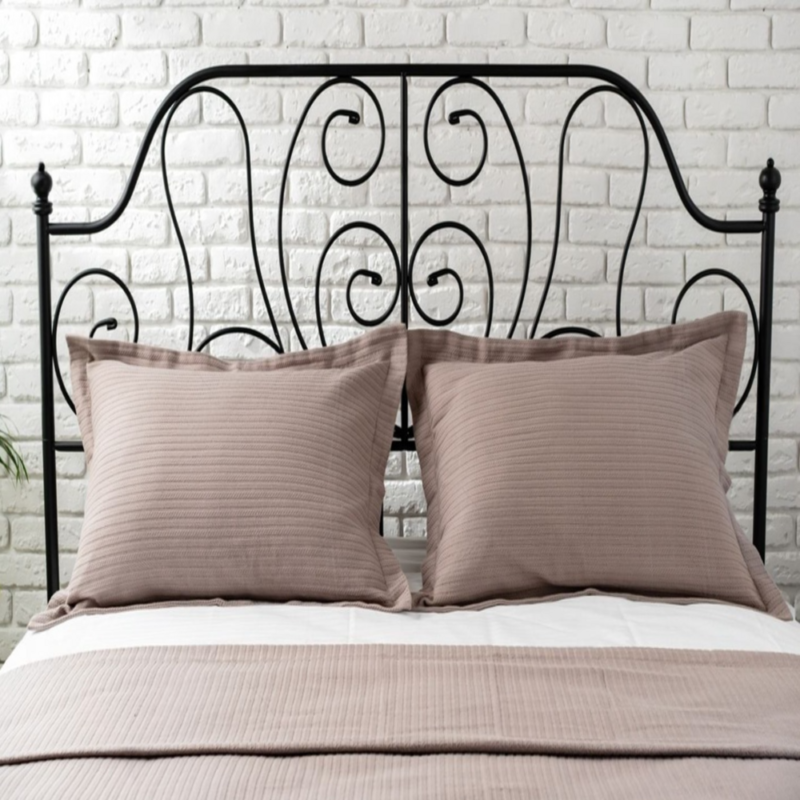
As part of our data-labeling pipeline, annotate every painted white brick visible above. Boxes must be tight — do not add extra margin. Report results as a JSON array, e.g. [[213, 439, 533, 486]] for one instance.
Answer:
[[769, 95, 800, 130], [566, 286, 641, 323], [607, 13, 687, 51], [365, 11, 444, 47], [40, 90, 118, 127], [4, 130, 80, 168], [730, 54, 800, 90], [686, 93, 766, 131], [164, 130, 244, 167], [39, 11, 120, 48], [88, 51, 166, 87], [528, 11, 605, 49], [691, 14, 769, 51], [10, 52, 87, 88], [203, 9, 280, 47], [448, 10, 526, 47], [119, 90, 200, 127], [649, 53, 726, 90], [569, 207, 645, 247], [729, 132, 800, 169], [652, 0, 726, 7], [124, 11, 201, 47], [0, 90, 38, 127], [773, 14, 800, 50], [284, 10, 361, 48], [0, 11, 39, 48]]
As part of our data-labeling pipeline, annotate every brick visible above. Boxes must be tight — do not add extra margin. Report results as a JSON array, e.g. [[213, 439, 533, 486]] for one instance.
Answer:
[[691, 14, 769, 50], [164, 130, 244, 167], [89, 50, 166, 87], [652, 0, 726, 7], [0, 11, 38, 47], [40, 11, 120, 48], [124, 10, 200, 47], [569, 208, 645, 247], [448, 10, 526, 46], [284, 10, 361, 48], [203, 9, 280, 47], [10, 52, 87, 88], [608, 13, 687, 51], [649, 53, 726, 90], [41, 90, 118, 127], [120, 90, 200, 127], [4, 130, 80, 168], [686, 93, 765, 130], [773, 14, 800, 49], [730, 54, 800, 90], [0, 90, 38, 127], [365, 11, 444, 47], [770, 95, 800, 130], [729, 132, 800, 169], [527, 11, 605, 49]]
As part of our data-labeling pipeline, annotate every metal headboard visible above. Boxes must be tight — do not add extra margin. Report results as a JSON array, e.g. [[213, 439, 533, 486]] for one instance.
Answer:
[[30, 63, 781, 599]]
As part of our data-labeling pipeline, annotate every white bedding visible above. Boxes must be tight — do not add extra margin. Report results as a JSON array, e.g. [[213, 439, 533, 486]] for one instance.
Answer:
[[4, 595, 800, 674]]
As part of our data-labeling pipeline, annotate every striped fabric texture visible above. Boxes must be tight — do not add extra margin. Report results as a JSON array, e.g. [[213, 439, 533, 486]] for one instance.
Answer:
[[0, 644, 799, 797], [408, 312, 789, 618], [4, 755, 800, 800], [32, 326, 410, 628]]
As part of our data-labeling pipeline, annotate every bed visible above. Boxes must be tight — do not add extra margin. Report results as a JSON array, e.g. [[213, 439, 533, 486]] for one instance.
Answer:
[[1, 62, 798, 799]]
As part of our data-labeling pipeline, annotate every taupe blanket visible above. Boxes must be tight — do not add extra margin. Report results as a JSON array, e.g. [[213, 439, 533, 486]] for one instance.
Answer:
[[1, 644, 798, 798]]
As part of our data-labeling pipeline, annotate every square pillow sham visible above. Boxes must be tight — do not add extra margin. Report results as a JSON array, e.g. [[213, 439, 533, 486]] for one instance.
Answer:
[[32, 326, 411, 629], [407, 312, 789, 619]]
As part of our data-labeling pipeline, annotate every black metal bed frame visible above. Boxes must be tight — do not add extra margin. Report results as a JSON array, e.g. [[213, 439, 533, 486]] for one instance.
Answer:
[[31, 63, 781, 600]]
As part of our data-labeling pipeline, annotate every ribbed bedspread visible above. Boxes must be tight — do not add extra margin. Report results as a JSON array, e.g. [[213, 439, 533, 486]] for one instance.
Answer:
[[1, 644, 798, 798]]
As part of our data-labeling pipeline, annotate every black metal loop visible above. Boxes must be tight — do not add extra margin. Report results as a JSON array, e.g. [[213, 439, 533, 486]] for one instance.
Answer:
[[52, 268, 140, 413], [161, 85, 283, 354], [315, 222, 401, 347], [532, 85, 648, 340], [280, 77, 387, 349], [195, 326, 282, 354], [672, 268, 759, 415], [321, 106, 385, 187], [422, 77, 531, 338], [408, 221, 493, 336], [542, 326, 601, 339]]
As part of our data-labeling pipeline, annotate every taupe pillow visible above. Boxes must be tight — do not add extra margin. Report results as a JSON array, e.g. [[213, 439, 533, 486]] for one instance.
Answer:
[[33, 326, 411, 628], [407, 312, 789, 619]]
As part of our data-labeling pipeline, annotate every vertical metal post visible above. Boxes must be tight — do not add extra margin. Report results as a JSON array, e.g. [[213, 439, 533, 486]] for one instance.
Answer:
[[31, 163, 60, 599], [400, 73, 410, 447], [752, 158, 781, 562]]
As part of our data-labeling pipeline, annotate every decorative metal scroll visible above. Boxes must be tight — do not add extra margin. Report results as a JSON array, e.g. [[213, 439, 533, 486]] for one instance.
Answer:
[[51, 73, 760, 418]]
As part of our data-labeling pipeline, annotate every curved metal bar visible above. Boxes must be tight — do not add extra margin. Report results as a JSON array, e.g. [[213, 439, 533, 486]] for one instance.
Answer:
[[279, 77, 387, 350], [321, 108, 385, 187], [671, 268, 759, 415], [532, 85, 648, 339], [161, 86, 283, 354], [52, 268, 140, 412], [48, 64, 762, 239], [314, 221, 401, 347], [409, 221, 493, 336], [195, 326, 282, 354], [542, 326, 601, 339], [423, 76, 531, 337]]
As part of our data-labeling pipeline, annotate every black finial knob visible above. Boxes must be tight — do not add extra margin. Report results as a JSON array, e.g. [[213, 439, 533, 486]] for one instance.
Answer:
[[760, 158, 781, 194], [32, 163, 53, 199], [759, 158, 781, 213], [31, 163, 54, 216]]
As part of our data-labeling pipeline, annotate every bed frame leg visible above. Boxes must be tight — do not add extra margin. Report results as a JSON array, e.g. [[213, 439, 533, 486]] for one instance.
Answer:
[[32, 163, 60, 600], [753, 158, 781, 563]]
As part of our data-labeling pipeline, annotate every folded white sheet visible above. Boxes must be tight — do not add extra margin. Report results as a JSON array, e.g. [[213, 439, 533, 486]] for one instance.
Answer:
[[3, 595, 799, 674]]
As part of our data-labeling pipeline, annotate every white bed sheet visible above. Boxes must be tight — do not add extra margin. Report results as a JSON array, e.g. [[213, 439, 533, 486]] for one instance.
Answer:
[[4, 596, 800, 674]]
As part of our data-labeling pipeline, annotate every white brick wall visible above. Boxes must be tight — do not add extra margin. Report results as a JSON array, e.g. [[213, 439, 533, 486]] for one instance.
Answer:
[[1, 2, 799, 660]]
